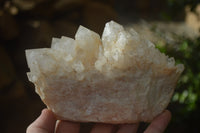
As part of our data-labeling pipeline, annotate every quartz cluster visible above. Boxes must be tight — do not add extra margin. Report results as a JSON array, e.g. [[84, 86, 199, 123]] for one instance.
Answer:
[[26, 21, 184, 123]]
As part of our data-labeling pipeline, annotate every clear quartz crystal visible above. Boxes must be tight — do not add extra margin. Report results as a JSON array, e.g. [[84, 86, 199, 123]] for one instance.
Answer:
[[25, 21, 184, 123]]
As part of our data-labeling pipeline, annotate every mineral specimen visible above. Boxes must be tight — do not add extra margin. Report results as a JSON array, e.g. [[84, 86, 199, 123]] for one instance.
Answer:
[[26, 21, 184, 123]]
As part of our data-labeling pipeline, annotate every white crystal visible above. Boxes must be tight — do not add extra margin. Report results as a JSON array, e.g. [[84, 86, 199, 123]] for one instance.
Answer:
[[51, 37, 76, 57], [72, 61, 85, 73], [25, 21, 184, 123]]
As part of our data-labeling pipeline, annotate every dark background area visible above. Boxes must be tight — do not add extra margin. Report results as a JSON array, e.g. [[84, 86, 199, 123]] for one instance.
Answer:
[[0, 0, 200, 133]]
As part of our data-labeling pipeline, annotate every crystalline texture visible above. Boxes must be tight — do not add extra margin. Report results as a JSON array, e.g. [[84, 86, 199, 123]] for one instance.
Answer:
[[25, 21, 184, 123]]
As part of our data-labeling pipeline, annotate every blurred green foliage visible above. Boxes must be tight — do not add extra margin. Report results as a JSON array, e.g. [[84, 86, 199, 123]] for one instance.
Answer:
[[167, 0, 199, 11], [160, 0, 200, 20], [156, 37, 200, 123]]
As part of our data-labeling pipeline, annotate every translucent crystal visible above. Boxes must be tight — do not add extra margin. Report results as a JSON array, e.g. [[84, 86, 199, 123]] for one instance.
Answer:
[[25, 21, 184, 123]]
